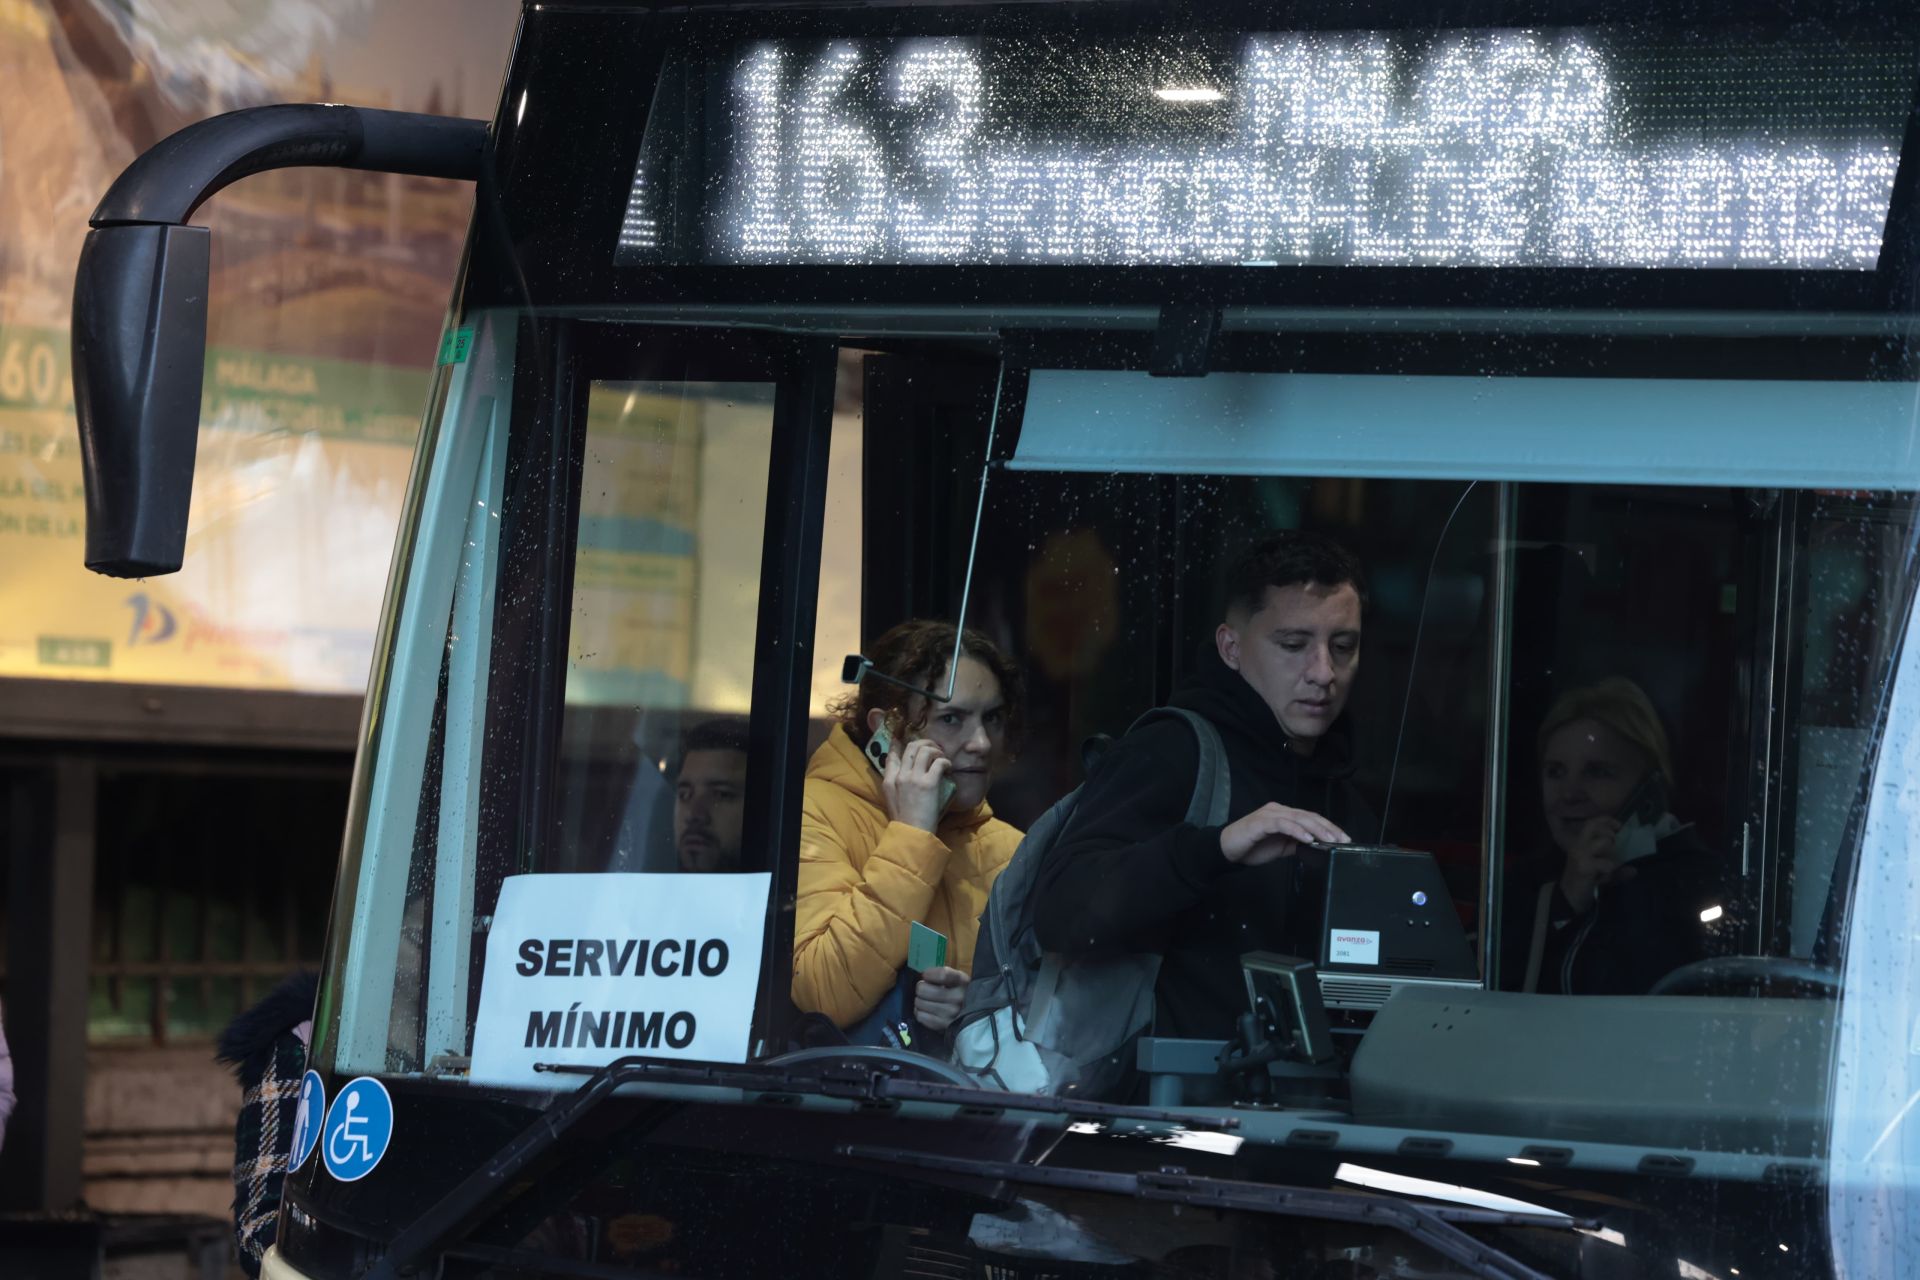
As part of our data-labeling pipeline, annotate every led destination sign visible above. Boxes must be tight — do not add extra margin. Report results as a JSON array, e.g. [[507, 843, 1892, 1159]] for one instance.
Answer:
[[616, 29, 1916, 270]]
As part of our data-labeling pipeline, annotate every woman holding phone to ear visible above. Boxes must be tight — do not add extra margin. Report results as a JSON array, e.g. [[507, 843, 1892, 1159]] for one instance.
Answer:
[[1506, 678, 1733, 995], [792, 619, 1027, 1043]]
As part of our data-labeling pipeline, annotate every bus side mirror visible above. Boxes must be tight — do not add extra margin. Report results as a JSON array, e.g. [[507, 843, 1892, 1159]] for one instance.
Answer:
[[71, 222, 210, 578], [69, 103, 487, 580]]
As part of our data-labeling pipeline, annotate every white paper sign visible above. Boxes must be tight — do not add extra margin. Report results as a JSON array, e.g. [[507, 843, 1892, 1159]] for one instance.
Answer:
[[469, 872, 771, 1087], [1328, 928, 1381, 966]]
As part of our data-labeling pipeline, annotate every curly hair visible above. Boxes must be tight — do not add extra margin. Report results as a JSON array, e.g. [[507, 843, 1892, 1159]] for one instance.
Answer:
[[832, 619, 1026, 751], [1224, 530, 1369, 620]]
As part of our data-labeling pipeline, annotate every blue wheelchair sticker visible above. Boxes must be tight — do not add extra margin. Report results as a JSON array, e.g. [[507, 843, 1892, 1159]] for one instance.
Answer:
[[322, 1077, 394, 1182], [289, 1070, 325, 1172]]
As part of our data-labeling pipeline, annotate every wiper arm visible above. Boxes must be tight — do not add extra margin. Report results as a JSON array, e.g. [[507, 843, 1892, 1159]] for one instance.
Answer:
[[363, 1055, 673, 1280], [534, 1054, 1241, 1132], [839, 1144, 1585, 1280], [363, 1053, 1235, 1280]]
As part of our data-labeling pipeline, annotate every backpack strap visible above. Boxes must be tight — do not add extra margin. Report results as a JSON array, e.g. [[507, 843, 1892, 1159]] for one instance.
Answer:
[[1024, 710, 1229, 1039], [1127, 707, 1231, 827]]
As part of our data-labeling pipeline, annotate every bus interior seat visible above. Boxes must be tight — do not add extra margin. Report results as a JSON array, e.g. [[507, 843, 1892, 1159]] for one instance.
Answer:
[[1348, 986, 1834, 1157]]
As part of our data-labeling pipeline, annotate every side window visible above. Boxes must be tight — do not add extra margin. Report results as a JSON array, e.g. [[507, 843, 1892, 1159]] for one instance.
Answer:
[[1498, 485, 1920, 992], [357, 373, 780, 1074], [1500, 485, 1751, 991], [550, 380, 775, 876]]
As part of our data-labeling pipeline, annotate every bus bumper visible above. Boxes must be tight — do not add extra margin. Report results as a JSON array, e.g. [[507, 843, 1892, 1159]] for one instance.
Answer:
[[260, 1245, 315, 1280]]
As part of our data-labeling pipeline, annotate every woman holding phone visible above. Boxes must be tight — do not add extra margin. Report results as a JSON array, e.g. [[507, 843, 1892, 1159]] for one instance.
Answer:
[[1505, 678, 1732, 995], [792, 619, 1026, 1045]]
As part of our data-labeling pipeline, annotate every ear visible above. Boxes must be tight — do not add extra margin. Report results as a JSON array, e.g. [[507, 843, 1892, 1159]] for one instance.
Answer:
[[865, 707, 888, 736], [1215, 622, 1242, 672]]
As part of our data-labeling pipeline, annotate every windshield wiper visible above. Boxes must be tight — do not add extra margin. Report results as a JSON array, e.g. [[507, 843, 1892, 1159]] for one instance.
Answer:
[[534, 1055, 1240, 1130], [838, 1144, 1587, 1280], [441, 1242, 691, 1280], [362, 1053, 1236, 1280]]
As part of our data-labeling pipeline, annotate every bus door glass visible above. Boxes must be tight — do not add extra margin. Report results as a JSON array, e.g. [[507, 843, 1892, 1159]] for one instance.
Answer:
[[321, 319, 821, 1079]]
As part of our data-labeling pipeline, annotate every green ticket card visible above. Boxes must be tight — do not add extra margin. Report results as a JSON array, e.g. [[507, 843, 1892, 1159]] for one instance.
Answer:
[[907, 921, 949, 973]]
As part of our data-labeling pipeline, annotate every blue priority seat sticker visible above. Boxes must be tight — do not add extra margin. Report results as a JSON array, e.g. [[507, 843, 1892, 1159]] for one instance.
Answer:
[[322, 1076, 395, 1182], [290, 1070, 325, 1172]]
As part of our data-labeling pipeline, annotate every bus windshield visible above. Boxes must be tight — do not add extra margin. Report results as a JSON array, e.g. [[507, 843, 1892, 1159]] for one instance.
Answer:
[[278, 4, 1920, 1278]]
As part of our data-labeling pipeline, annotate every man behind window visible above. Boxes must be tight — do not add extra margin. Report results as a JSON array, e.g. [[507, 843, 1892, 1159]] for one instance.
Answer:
[[675, 718, 749, 872], [1032, 531, 1376, 1042]]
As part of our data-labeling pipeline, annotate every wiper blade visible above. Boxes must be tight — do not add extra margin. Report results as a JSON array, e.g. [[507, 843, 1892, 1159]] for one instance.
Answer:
[[442, 1242, 692, 1280], [364, 1053, 1234, 1280], [535, 1054, 1241, 1131], [839, 1144, 1584, 1280]]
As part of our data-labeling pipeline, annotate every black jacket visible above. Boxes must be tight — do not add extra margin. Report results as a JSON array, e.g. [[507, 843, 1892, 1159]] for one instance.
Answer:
[[1031, 646, 1376, 1041], [1502, 827, 1734, 995]]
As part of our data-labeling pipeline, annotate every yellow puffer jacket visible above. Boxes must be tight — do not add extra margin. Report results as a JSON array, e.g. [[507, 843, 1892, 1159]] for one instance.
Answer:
[[792, 725, 1025, 1029]]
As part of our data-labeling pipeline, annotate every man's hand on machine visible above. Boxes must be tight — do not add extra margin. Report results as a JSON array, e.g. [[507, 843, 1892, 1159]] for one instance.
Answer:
[[1220, 803, 1350, 866]]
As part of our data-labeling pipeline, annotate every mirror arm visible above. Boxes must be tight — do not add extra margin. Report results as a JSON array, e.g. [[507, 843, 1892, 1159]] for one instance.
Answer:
[[73, 105, 488, 578]]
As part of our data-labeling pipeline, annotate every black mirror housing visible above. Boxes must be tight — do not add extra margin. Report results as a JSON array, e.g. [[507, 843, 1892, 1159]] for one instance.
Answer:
[[72, 222, 210, 578], [69, 104, 487, 580]]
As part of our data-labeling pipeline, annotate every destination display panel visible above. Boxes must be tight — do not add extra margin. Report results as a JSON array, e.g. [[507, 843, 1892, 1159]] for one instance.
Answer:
[[615, 27, 1917, 270]]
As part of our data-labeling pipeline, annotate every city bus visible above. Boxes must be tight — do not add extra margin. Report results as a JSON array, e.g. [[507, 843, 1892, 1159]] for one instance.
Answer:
[[68, 0, 1920, 1276]]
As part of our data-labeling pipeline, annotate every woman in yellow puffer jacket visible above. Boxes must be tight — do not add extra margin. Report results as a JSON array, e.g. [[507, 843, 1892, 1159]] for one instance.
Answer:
[[793, 619, 1026, 1037]]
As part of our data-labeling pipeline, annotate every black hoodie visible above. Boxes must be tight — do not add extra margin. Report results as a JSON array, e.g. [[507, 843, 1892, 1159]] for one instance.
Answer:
[[1031, 647, 1376, 1042]]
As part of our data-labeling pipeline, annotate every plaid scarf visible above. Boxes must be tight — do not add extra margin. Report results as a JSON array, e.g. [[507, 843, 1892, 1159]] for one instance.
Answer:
[[218, 972, 318, 1278]]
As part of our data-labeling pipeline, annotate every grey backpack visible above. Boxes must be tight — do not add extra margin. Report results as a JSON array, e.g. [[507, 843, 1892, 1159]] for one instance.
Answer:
[[951, 708, 1230, 1099]]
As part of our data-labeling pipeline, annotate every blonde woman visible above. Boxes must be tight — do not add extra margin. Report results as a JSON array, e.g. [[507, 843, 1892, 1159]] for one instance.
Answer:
[[1508, 678, 1731, 994]]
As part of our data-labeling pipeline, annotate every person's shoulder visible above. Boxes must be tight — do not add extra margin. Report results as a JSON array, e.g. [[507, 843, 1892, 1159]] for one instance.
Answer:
[[978, 814, 1028, 856], [798, 773, 836, 829], [800, 768, 889, 863], [1656, 823, 1713, 857], [1637, 826, 1720, 890], [1109, 709, 1215, 763], [216, 970, 319, 1074], [801, 744, 875, 813], [1071, 711, 1213, 810]]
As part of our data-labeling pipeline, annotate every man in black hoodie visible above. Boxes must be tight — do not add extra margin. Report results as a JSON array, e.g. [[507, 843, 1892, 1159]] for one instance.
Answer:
[[1032, 531, 1375, 1042]]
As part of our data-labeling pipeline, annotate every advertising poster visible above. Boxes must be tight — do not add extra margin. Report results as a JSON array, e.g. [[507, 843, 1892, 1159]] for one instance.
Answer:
[[0, 0, 517, 694]]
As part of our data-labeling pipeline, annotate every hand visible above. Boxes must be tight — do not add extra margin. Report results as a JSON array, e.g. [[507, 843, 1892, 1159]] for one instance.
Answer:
[[1219, 803, 1349, 867], [913, 965, 969, 1032], [880, 736, 952, 833], [1558, 816, 1623, 907]]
